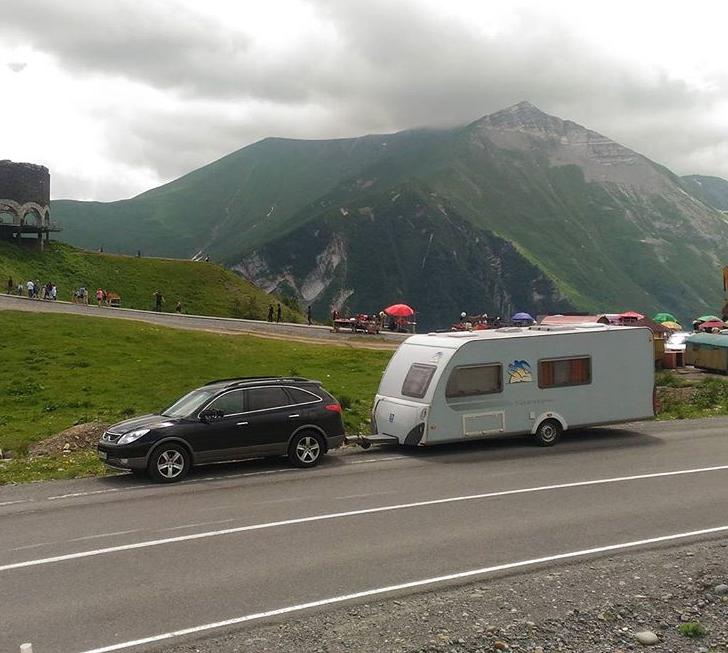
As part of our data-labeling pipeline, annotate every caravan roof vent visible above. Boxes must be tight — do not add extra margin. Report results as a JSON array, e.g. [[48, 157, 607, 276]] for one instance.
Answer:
[[529, 325, 576, 332], [446, 331, 479, 338]]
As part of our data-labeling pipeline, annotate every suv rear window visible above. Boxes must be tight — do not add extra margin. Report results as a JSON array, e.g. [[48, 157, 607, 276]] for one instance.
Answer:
[[402, 363, 436, 398], [246, 386, 291, 411], [286, 387, 321, 405]]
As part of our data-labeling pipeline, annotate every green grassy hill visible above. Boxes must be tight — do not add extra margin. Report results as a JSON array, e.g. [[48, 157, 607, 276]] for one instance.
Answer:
[[0, 311, 391, 482], [51, 130, 452, 260], [0, 240, 304, 321], [681, 174, 728, 212]]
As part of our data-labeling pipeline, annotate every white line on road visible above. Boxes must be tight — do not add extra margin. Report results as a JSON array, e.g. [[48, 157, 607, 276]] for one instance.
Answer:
[[157, 519, 234, 532], [347, 456, 407, 464], [0, 499, 32, 506], [2, 463, 726, 573], [67, 529, 142, 543], [75, 523, 728, 653]]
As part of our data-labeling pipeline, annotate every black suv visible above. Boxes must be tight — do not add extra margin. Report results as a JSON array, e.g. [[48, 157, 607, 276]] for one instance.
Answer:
[[98, 377, 345, 482]]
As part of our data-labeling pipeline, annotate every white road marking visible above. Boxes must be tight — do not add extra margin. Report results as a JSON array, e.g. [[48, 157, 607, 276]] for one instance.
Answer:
[[48, 489, 123, 500], [10, 542, 49, 552], [348, 456, 406, 464], [2, 463, 726, 573], [337, 491, 396, 500], [67, 529, 142, 543], [0, 499, 32, 507], [157, 519, 234, 532], [75, 524, 728, 653]]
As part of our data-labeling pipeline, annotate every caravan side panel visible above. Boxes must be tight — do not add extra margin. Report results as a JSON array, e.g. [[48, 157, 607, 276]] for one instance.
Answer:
[[423, 327, 654, 444]]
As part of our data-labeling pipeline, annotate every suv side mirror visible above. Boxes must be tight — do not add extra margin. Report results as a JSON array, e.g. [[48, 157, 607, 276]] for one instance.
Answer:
[[200, 408, 224, 422]]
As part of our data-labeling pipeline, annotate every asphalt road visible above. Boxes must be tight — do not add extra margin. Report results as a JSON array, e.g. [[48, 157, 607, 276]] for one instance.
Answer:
[[0, 417, 726, 653], [0, 294, 404, 348]]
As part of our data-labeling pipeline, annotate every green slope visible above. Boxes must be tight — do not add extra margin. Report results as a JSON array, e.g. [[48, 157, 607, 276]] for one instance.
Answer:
[[0, 241, 303, 321], [52, 129, 453, 260], [242, 184, 573, 329], [681, 174, 728, 212], [0, 311, 390, 459]]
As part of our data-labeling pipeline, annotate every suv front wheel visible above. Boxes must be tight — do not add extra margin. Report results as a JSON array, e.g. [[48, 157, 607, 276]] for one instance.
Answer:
[[148, 443, 191, 482], [288, 431, 324, 468]]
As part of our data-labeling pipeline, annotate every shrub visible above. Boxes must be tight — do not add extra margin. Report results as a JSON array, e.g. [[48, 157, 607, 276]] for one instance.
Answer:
[[692, 377, 728, 409], [677, 622, 706, 638], [655, 371, 692, 387]]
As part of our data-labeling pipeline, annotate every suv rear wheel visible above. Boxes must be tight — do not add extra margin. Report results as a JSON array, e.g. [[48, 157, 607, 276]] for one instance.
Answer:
[[148, 443, 191, 482], [288, 430, 324, 468]]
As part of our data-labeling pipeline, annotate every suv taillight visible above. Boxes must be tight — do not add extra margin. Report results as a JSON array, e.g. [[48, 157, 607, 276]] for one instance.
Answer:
[[325, 404, 342, 413]]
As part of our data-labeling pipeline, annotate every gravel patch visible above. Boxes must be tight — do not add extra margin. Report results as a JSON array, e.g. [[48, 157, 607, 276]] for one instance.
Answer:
[[27, 421, 108, 457], [161, 539, 727, 653]]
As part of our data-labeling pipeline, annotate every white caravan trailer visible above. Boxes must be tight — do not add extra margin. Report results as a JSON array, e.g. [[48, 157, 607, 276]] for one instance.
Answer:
[[368, 324, 654, 447]]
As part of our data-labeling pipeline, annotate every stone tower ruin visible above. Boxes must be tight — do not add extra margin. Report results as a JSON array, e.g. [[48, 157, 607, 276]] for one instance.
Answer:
[[0, 159, 60, 249]]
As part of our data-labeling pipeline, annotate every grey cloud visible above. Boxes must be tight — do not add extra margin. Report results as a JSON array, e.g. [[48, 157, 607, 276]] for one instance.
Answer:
[[7, 61, 27, 72], [7, 0, 728, 197]]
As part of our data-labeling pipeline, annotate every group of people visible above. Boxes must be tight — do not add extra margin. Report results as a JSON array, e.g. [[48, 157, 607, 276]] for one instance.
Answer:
[[452, 312, 502, 331], [267, 303, 283, 323], [6, 276, 57, 300]]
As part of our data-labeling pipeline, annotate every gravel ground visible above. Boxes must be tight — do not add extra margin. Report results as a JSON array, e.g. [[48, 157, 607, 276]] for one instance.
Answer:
[[162, 539, 727, 653]]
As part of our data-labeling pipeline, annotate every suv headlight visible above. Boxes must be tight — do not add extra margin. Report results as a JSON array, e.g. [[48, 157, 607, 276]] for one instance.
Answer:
[[117, 428, 150, 445]]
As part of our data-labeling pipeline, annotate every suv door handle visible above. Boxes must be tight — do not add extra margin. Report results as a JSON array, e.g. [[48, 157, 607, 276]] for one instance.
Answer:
[[288, 414, 300, 419], [236, 421, 249, 426]]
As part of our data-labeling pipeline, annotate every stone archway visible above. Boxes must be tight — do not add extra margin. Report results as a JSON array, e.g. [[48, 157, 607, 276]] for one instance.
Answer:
[[21, 207, 43, 228]]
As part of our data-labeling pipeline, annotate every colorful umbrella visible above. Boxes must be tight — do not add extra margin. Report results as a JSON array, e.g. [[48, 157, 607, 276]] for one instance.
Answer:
[[700, 319, 725, 330], [619, 310, 645, 319], [698, 315, 722, 323], [660, 321, 682, 330], [511, 312, 534, 322], [653, 312, 677, 323], [384, 303, 414, 317]]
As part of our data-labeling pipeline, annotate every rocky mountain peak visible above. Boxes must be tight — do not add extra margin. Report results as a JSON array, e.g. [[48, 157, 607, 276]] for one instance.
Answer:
[[475, 101, 571, 135]]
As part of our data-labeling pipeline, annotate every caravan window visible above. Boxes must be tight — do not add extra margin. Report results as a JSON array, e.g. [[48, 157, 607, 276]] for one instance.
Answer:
[[402, 363, 437, 398], [538, 356, 591, 388], [445, 364, 502, 398]]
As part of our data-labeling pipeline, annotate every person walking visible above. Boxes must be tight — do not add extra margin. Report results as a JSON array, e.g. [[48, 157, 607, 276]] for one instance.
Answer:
[[267, 304, 274, 322], [175, 300, 182, 313], [6, 276, 12, 294], [276, 303, 282, 323], [154, 290, 164, 312], [27, 280, 34, 298], [307, 305, 312, 325]]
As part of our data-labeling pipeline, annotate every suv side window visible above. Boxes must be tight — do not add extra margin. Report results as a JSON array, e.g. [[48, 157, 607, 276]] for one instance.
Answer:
[[206, 390, 245, 416], [246, 386, 291, 412], [286, 387, 322, 405]]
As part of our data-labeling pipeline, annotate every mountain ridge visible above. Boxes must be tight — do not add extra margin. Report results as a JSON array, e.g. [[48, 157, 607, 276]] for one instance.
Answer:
[[49, 103, 728, 329]]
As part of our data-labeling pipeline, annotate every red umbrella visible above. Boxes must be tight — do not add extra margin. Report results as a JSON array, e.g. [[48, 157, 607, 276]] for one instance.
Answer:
[[384, 303, 414, 317], [619, 310, 645, 319], [699, 319, 725, 330]]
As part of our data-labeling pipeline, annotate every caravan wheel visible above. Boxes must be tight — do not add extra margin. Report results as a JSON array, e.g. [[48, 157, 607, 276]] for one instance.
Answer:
[[534, 419, 562, 447]]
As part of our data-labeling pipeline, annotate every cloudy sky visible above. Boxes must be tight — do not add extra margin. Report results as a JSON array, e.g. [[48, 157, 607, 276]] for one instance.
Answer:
[[2, 0, 727, 201]]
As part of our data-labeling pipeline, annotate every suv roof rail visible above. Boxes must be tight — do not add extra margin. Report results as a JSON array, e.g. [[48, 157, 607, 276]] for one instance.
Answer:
[[204, 376, 316, 386]]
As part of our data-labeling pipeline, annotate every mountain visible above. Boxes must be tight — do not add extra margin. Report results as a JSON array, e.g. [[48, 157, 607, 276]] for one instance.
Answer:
[[51, 102, 728, 329], [681, 174, 728, 212]]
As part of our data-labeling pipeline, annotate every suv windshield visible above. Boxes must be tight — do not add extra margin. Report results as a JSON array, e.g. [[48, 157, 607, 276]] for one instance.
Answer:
[[161, 388, 219, 417]]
